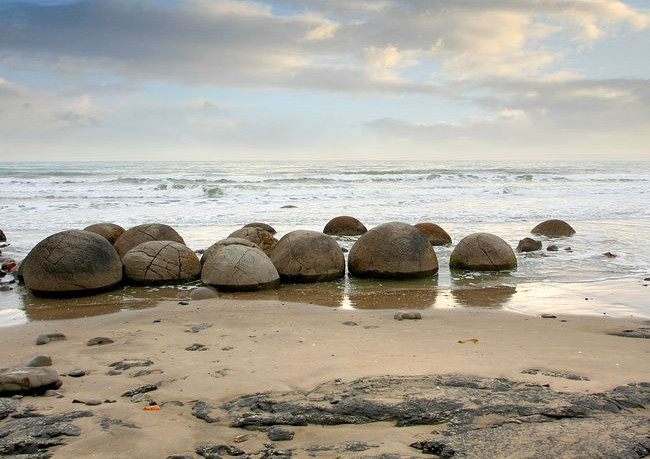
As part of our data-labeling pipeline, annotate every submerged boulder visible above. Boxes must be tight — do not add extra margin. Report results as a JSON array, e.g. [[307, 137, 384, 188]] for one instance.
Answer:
[[228, 227, 278, 256], [450, 233, 517, 271], [348, 222, 438, 279], [243, 222, 277, 234], [83, 222, 125, 245], [201, 237, 257, 265], [516, 237, 542, 253], [414, 222, 452, 246], [202, 244, 280, 291], [323, 216, 368, 236], [22, 230, 122, 297], [531, 219, 576, 237], [123, 241, 201, 284], [270, 230, 345, 282], [114, 223, 185, 258]]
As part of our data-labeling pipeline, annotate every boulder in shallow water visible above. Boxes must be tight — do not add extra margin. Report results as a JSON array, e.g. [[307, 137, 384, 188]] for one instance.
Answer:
[[201, 237, 257, 266], [123, 241, 200, 284], [243, 222, 276, 234], [0, 367, 62, 394], [22, 230, 122, 297], [516, 237, 542, 253], [348, 222, 438, 279], [323, 216, 367, 236], [0, 229, 5, 242], [114, 223, 185, 258], [450, 233, 517, 271], [270, 230, 345, 282], [414, 222, 452, 246], [531, 219, 576, 237], [228, 227, 278, 256], [83, 222, 125, 244], [202, 244, 280, 292]]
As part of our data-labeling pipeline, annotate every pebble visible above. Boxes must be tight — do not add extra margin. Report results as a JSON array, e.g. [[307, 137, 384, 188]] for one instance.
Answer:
[[342, 321, 358, 326], [185, 343, 208, 351], [394, 312, 422, 321], [68, 369, 86, 377], [25, 355, 52, 367], [541, 314, 557, 319], [267, 426, 294, 441], [36, 332, 67, 345], [86, 337, 114, 346], [106, 370, 122, 376], [547, 245, 559, 252], [0, 285, 12, 292]]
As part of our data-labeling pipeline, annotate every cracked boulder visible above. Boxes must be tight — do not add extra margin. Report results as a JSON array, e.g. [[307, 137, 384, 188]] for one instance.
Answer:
[[450, 233, 517, 271], [323, 216, 367, 236], [201, 238, 257, 266], [21, 229, 122, 297], [414, 222, 452, 246], [349, 222, 438, 279], [531, 219, 576, 237], [123, 241, 200, 284], [202, 244, 280, 291], [228, 227, 278, 256], [114, 223, 185, 258], [243, 222, 277, 234], [270, 230, 345, 283], [83, 222, 125, 245], [0, 367, 62, 395]]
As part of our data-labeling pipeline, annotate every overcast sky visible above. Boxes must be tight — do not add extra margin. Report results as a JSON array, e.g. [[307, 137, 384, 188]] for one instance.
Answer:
[[0, 0, 649, 161]]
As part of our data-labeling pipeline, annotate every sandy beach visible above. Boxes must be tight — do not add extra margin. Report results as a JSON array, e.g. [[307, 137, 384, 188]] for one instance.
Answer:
[[1, 298, 648, 458]]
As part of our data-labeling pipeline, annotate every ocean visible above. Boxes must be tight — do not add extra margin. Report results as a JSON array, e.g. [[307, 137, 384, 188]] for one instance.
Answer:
[[1, 161, 649, 324]]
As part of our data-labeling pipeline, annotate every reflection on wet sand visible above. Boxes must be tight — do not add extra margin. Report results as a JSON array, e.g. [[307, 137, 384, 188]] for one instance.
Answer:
[[451, 286, 517, 308], [348, 288, 437, 310]]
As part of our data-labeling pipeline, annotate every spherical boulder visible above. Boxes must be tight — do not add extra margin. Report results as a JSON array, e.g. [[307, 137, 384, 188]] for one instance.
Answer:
[[22, 230, 122, 297], [450, 233, 517, 271], [83, 223, 125, 245], [201, 244, 280, 292], [531, 219, 576, 237], [348, 222, 438, 279], [228, 227, 278, 256], [323, 216, 367, 236], [123, 241, 200, 284], [516, 237, 542, 253], [243, 222, 276, 234], [114, 223, 185, 258], [414, 223, 452, 246], [270, 230, 345, 283], [201, 237, 258, 265]]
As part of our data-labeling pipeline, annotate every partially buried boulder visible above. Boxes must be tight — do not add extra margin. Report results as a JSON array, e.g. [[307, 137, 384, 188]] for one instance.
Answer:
[[0, 367, 62, 395], [189, 286, 218, 300], [516, 237, 542, 253], [22, 230, 122, 297], [202, 244, 280, 291], [201, 237, 257, 266], [243, 222, 276, 234], [531, 219, 576, 237], [450, 233, 517, 271], [114, 223, 185, 258], [348, 222, 438, 279], [83, 222, 125, 244], [123, 241, 200, 284], [270, 230, 345, 282], [323, 216, 367, 236], [228, 227, 278, 256], [414, 222, 452, 246]]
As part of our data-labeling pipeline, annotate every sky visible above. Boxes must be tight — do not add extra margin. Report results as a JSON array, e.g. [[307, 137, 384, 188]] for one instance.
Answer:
[[0, 0, 649, 161]]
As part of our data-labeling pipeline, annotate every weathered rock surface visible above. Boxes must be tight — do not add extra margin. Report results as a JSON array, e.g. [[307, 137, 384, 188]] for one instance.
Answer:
[[22, 230, 122, 297], [83, 222, 125, 244], [0, 367, 62, 394], [610, 328, 650, 339], [200, 238, 257, 266], [268, 426, 294, 441], [36, 332, 67, 345], [323, 216, 368, 236], [521, 368, 590, 381], [516, 237, 542, 253], [190, 286, 219, 300], [228, 227, 278, 256], [243, 222, 277, 234], [414, 222, 452, 246], [450, 233, 517, 271], [114, 223, 185, 258], [202, 244, 280, 292], [270, 230, 345, 283], [86, 336, 114, 346], [348, 222, 438, 279], [531, 219, 576, 237], [123, 241, 200, 284], [25, 355, 52, 368], [196, 444, 245, 458]]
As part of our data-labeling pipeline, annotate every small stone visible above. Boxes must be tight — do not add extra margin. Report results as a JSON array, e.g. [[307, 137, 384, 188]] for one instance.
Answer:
[[36, 332, 67, 345], [178, 301, 189, 305], [394, 312, 422, 321], [87, 336, 114, 346], [565, 247, 572, 251], [603, 252, 617, 258], [342, 321, 358, 326], [268, 426, 294, 441], [84, 399, 102, 406], [43, 390, 61, 397], [25, 355, 52, 367], [189, 323, 213, 333], [107, 370, 122, 376], [67, 369, 86, 377], [541, 314, 557, 319], [547, 244, 559, 252], [185, 343, 208, 351], [122, 384, 158, 397], [196, 444, 245, 458], [0, 285, 12, 291], [516, 237, 542, 253], [281, 205, 297, 208]]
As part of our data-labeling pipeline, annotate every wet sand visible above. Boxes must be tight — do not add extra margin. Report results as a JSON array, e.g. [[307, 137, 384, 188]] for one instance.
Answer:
[[1, 298, 648, 457]]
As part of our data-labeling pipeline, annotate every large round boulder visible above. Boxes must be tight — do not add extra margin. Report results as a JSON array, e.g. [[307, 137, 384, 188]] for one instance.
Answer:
[[114, 223, 185, 258], [83, 222, 125, 244], [22, 230, 122, 297], [414, 223, 452, 246], [531, 219, 576, 237], [228, 227, 278, 256], [348, 222, 438, 279], [323, 216, 367, 236], [201, 244, 280, 291], [243, 222, 276, 234], [270, 230, 345, 283], [450, 233, 517, 271], [123, 241, 200, 284], [201, 237, 257, 265]]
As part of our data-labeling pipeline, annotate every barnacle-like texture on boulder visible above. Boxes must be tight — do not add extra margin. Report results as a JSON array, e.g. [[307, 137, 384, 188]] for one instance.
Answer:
[[123, 241, 200, 284], [228, 227, 278, 256], [243, 222, 276, 234], [114, 223, 185, 258]]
